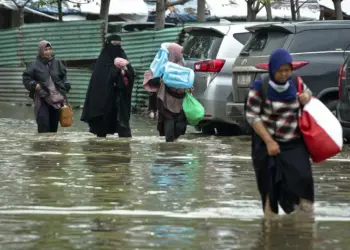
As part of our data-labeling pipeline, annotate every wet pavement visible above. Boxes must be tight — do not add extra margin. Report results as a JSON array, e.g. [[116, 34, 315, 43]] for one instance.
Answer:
[[0, 103, 349, 250]]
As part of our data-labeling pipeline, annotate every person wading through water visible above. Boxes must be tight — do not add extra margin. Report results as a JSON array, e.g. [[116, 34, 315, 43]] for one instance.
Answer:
[[245, 48, 314, 218], [81, 34, 135, 138], [143, 43, 189, 143], [22, 40, 70, 133]]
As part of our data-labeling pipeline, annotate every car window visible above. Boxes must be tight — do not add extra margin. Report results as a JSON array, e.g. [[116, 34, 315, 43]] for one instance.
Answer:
[[289, 29, 350, 53], [182, 30, 223, 60], [233, 32, 251, 45], [240, 30, 289, 56]]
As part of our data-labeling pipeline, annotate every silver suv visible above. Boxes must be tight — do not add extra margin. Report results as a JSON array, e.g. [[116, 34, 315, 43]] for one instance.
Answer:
[[182, 22, 264, 135]]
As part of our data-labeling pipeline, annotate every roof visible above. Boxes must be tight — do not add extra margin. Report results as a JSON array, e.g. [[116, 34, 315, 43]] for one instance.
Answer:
[[247, 20, 350, 34], [122, 22, 176, 31], [0, 0, 57, 20], [79, 0, 148, 16]]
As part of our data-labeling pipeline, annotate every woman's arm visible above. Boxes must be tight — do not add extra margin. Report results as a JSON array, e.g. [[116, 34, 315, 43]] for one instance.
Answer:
[[298, 76, 312, 105], [57, 61, 71, 93], [22, 62, 37, 92], [246, 88, 275, 145]]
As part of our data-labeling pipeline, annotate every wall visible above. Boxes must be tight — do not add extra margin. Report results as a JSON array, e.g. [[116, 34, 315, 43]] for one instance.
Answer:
[[0, 21, 184, 109]]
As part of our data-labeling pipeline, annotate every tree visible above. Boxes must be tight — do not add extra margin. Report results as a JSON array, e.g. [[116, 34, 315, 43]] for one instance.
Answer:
[[264, 0, 273, 21], [155, 0, 191, 30], [32, 0, 63, 21], [197, 0, 205, 22], [100, 0, 111, 34], [11, 0, 32, 26], [289, 0, 313, 21], [332, 0, 343, 20], [295, 0, 301, 20], [32, 0, 94, 22], [246, 0, 263, 21]]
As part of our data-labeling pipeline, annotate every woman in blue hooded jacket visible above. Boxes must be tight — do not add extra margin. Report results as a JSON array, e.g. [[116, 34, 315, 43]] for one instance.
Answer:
[[245, 49, 314, 217]]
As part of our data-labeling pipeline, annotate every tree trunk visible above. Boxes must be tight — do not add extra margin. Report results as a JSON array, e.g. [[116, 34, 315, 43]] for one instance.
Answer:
[[290, 0, 296, 21], [155, 0, 166, 30], [100, 0, 111, 34], [18, 6, 25, 26], [265, 0, 273, 21], [57, 0, 63, 21], [295, 0, 301, 20], [197, 0, 206, 22], [247, 0, 257, 21], [333, 0, 343, 20]]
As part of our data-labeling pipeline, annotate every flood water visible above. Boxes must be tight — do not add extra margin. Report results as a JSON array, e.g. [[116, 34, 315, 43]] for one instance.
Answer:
[[0, 103, 349, 250]]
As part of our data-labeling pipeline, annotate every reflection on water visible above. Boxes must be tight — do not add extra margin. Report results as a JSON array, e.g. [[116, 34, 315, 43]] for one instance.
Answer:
[[0, 103, 349, 249], [81, 140, 132, 207], [252, 215, 315, 250]]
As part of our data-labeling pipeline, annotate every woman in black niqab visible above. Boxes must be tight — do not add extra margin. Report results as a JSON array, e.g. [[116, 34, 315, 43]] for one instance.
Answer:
[[81, 34, 135, 137]]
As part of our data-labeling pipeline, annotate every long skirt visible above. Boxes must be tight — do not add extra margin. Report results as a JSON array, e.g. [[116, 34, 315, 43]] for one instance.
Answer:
[[252, 134, 314, 214]]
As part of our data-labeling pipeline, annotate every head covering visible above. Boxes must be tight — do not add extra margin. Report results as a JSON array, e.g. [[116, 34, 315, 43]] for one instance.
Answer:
[[167, 43, 184, 66], [268, 48, 293, 83], [106, 34, 121, 42], [37, 40, 52, 57], [250, 48, 297, 102], [103, 34, 126, 62]]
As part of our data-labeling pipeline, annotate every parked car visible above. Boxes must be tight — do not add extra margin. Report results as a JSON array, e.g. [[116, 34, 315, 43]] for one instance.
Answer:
[[228, 20, 350, 133], [182, 21, 268, 135], [336, 56, 350, 140]]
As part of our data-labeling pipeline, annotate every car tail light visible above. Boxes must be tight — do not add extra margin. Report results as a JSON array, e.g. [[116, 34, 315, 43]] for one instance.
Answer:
[[255, 61, 309, 70], [194, 59, 226, 73], [338, 65, 346, 100]]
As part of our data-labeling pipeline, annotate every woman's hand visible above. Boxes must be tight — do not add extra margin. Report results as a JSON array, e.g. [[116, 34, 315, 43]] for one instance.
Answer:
[[36, 83, 40, 89], [298, 92, 311, 105], [266, 140, 280, 156]]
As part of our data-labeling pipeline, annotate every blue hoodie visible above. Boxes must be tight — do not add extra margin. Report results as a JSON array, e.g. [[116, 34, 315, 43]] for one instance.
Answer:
[[250, 49, 297, 101]]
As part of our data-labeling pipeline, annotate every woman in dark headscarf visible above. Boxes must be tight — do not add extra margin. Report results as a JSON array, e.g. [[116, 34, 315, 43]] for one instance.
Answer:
[[22, 40, 70, 133], [81, 34, 135, 138], [143, 43, 188, 142], [245, 49, 314, 217]]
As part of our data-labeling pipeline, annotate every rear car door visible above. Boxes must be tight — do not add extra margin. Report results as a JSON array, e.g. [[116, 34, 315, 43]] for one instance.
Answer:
[[182, 26, 228, 97], [232, 26, 294, 103]]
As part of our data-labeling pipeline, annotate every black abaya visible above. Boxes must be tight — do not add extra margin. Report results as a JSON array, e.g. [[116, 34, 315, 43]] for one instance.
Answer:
[[81, 41, 135, 137]]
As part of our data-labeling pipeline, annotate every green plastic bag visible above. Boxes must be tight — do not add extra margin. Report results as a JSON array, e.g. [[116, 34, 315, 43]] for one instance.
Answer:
[[183, 92, 205, 126]]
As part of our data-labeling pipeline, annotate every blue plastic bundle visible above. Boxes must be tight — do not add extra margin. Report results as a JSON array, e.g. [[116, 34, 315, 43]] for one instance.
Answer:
[[150, 43, 169, 77], [163, 62, 194, 89]]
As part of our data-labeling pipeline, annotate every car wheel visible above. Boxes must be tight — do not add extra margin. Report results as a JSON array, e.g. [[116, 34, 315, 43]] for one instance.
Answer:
[[325, 100, 338, 116], [202, 125, 216, 135]]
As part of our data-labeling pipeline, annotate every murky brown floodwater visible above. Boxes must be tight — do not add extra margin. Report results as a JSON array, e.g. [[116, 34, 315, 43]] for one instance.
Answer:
[[0, 103, 349, 250]]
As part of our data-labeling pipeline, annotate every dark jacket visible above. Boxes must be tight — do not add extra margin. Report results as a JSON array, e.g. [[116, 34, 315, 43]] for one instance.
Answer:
[[22, 56, 70, 99]]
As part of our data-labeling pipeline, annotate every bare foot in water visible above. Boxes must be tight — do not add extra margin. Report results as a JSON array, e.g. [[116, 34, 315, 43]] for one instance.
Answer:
[[299, 199, 314, 213], [264, 196, 277, 219]]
